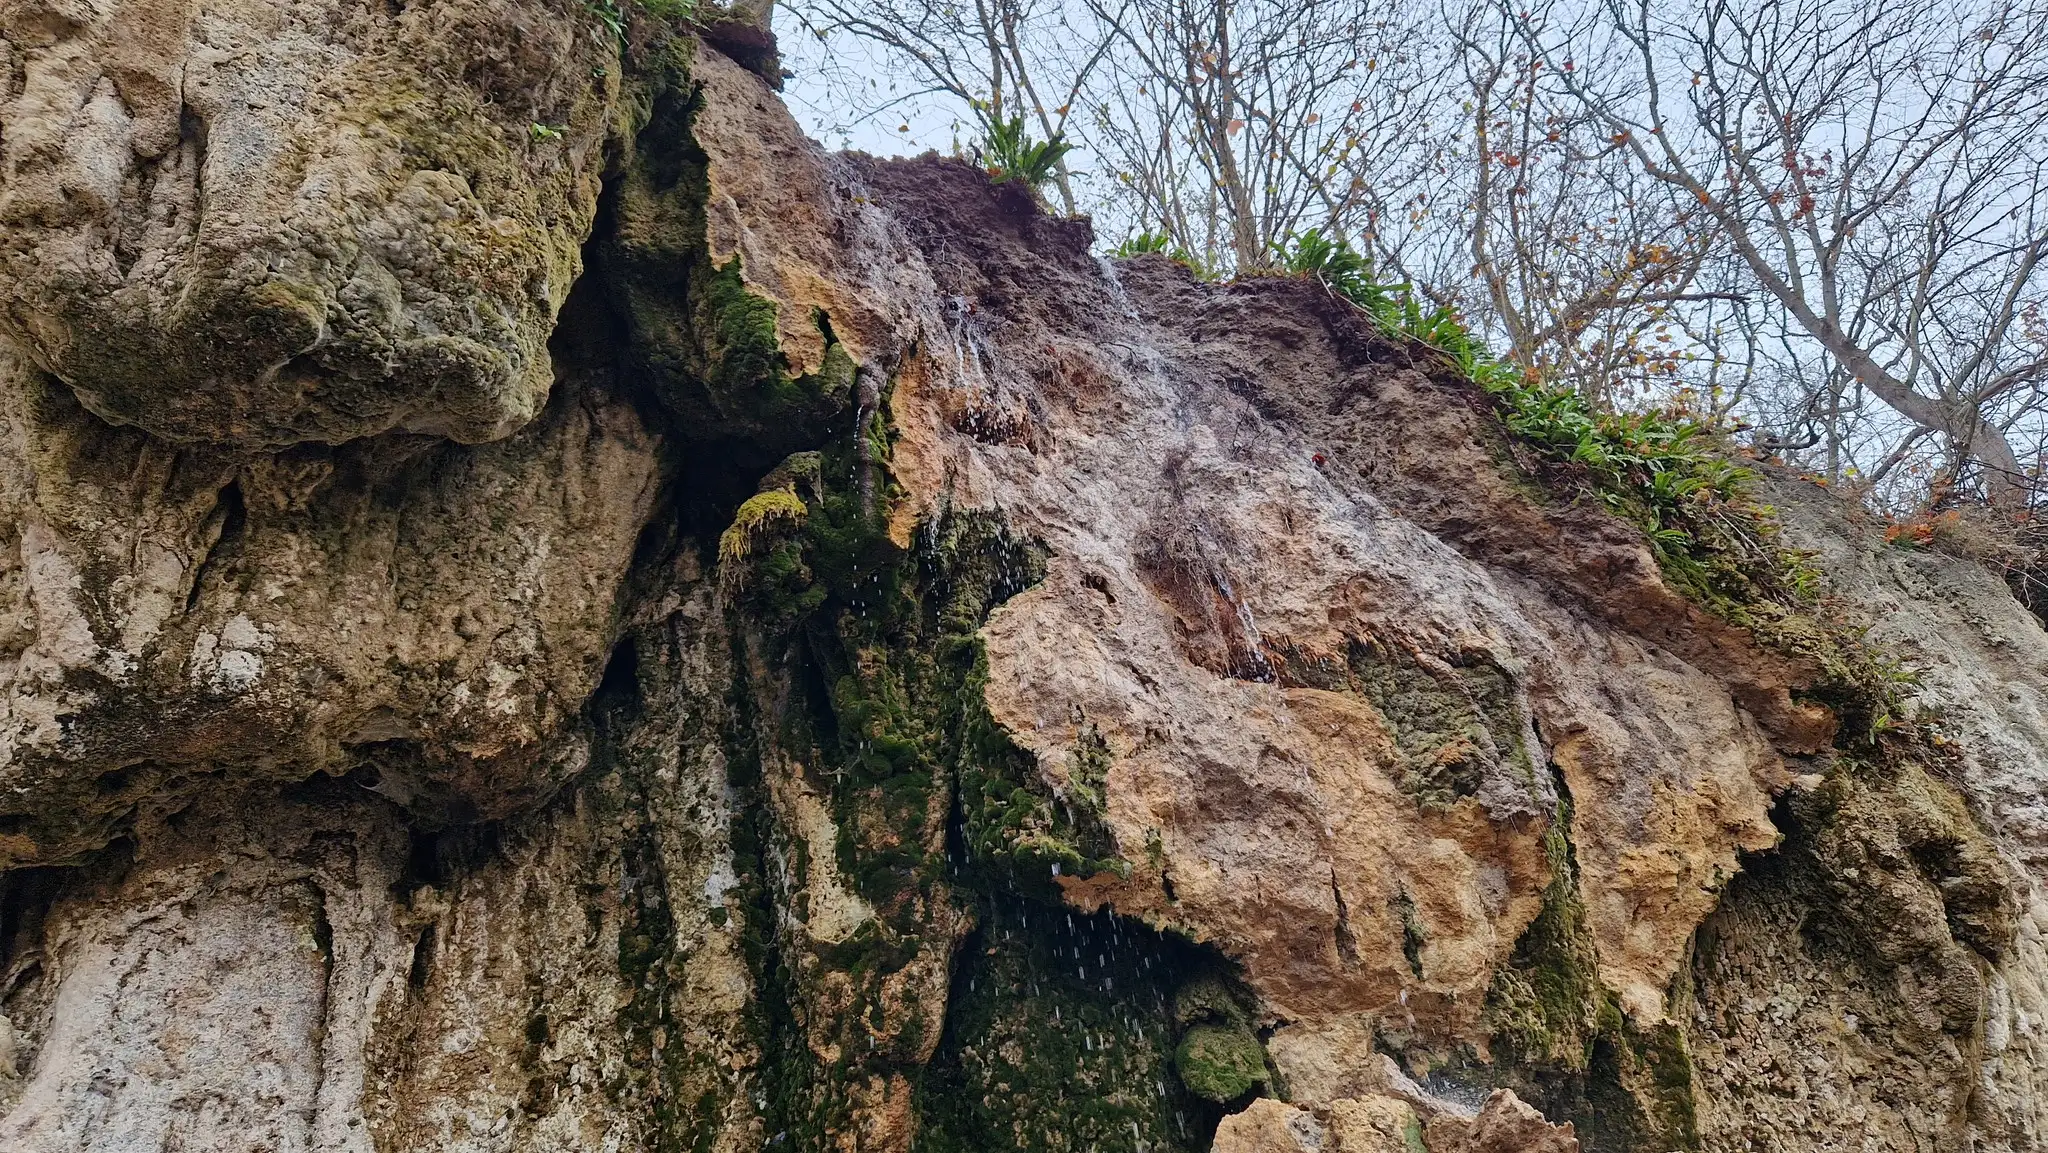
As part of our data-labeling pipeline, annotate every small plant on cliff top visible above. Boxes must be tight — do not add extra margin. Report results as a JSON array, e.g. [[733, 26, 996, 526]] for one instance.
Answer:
[[971, 113, 1073, 199], [1114, 230, 1218, 278], [1114, 231, 1173, 258], [1282, 228, 1406, 323], [586, 0, 698, 40], [638, 0, 700, 18], [587, 0, 625, 36]]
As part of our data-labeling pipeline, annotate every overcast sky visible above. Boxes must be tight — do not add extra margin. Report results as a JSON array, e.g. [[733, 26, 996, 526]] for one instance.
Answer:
[[774, 7, 974, 158]]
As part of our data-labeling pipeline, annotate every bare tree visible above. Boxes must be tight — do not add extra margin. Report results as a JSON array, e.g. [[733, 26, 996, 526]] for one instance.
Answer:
[[1085, 0, 1439, 271], [1407, 5, 1742, 406], [783, 0, 1121, 212], [778, 0, 2048, 513], [784, 0, 1444, 271], [1517, 0, 2048, 505]]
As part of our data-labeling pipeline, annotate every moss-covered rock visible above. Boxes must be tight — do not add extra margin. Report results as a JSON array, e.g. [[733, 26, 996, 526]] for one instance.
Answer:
[[915, 898, 1224, 1152], [1343, 639, 1533, 810], [711, 393, 1204, 1148], [1175, 1023, 1267, 1104], [601, 64, 858, 462], [1478, 792, 1698, 1152], [0, 0, 623, 446]]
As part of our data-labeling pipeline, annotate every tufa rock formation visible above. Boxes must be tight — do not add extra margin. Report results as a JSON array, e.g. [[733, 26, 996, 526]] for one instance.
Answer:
[[0, 3, 2041, 1151]]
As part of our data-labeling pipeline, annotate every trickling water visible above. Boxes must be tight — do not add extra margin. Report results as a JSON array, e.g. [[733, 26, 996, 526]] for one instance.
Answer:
[[1092, 252, 1142, 324], [1208, 558, 1276, 682], [937, 293, 1014, 404]]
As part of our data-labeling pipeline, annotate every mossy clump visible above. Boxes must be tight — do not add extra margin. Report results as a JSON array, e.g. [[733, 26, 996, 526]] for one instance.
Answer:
[[1171, 974, 1244, 1029], [1168, 974, 1269, 1105], [1174, 1024, 1266, 1104], [717, 487, 808, 564], [696, 270, 858, 439]]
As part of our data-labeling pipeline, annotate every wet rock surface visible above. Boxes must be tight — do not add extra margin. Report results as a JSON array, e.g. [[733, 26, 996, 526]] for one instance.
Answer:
[[0, 14, 2037, 1153]]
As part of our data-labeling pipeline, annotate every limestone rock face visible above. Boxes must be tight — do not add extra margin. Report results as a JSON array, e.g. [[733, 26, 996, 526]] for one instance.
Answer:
[[0, 334, 663, 865], [0, 0, 618, 446], [0, 14, 2041, 1153]]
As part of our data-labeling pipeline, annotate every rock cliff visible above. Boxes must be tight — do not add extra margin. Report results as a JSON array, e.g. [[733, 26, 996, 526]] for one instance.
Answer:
[[0, 5, 2042, 1152]]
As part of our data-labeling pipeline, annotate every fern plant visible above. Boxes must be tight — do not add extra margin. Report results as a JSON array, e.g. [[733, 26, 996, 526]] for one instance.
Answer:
[[1280, 229, 1406, 324], [587, 0, 625, 37], [1113, 232, 1174, 258], [973, 115, 1073, 199]]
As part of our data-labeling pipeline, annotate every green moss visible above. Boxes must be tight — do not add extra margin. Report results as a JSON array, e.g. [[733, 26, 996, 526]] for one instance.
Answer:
[[718, 403, 1178, 1145], [1344, 639, 1531, 809], [914, 898, 1223, 1152], [1395, 889, 1429, 979], [1477, 792, 1698, 1151], [700, 261, 783, 393], [1791, 755, 2017, 963], [724, 454, 1122, 899], [1171, 975, 1246, 1029], [718, 488, 808, 563], [1174, 1023, 1266, 1103], [705, 369, 1262, 1149], [1617, 1022, 1700, 1149], [1485, 808, 1608, 1070], [1066, 723, 1114, 813], [1165, 972, 1271, 1107], [602, 73, 857, 456], [955, 687, 1124, 891]]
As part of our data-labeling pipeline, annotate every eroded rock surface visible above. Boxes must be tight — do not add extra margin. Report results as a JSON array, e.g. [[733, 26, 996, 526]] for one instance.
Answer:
[[0, 0, 618, 445], [0, 331, 664, 863], [0, 11, 2039, 1153]]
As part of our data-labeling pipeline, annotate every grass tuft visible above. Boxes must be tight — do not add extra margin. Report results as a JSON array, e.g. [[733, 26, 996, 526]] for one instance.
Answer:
[[718, 488, 809, 565]]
